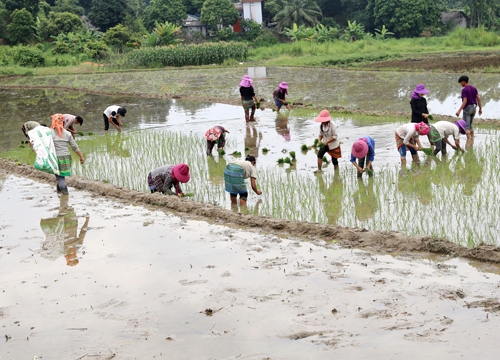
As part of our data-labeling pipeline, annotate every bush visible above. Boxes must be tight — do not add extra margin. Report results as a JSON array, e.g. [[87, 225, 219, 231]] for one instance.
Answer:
[[52, 41, 72, 54], [84, 41, 110, 60], [102, 24, 132, 49], [253, 28, 278, 46], [126, 41, 248, 67], [11, 46, 46, 67]]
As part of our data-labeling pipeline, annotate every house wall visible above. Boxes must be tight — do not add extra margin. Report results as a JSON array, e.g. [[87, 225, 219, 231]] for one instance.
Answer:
[[242, 2, 262, 24]]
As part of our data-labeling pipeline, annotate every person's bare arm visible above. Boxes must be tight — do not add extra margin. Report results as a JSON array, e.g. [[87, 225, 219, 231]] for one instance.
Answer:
[[456, 98, 467, 117], [251, 177, 262, 195], [476, 94, 482, 115]]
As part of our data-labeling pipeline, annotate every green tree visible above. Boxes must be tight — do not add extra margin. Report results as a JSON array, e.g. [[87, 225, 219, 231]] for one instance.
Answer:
[[102, 24, 132, 48], [52, 0, 84, 16], [89, 0, 132, 32], [143, 0, 187, 30], [273, 0, 322, 31], [184, 0, 205, 14], [200, 0, 239, 28], [43, 11, 83, 38], [6, 8, 35, 44], [368, 0, 440, 38], [4, 0, 40, 17]]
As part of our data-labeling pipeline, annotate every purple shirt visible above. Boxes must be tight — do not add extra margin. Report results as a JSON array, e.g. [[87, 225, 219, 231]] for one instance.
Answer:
[[461, 85, 478, 107]]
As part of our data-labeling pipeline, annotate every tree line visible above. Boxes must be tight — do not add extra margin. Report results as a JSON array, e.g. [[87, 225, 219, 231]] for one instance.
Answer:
[[1, 0, 500, 48]]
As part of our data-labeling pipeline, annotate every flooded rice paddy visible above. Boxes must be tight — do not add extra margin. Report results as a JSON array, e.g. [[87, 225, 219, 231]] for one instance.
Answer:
[[1, 174, 500, 359], [3, 66, 500, 118], [1, 88, 500, 247]]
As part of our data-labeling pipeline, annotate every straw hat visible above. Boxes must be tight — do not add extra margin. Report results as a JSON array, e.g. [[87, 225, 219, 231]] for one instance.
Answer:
[[315, 110, 332, 122]]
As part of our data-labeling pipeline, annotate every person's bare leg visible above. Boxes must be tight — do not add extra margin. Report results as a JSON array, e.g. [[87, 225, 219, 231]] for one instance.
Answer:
[[316, 157, 323, 172]]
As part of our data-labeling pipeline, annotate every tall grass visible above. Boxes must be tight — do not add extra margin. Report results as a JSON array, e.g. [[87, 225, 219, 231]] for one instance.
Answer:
[[125, 42, 248, 68]]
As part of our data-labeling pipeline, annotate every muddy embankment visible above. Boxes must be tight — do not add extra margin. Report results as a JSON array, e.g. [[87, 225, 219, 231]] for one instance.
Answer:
[[2, 157, 500, 263]]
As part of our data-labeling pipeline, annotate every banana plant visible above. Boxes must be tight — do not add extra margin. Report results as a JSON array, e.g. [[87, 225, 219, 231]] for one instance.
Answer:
[[375, 25, 394, 40]]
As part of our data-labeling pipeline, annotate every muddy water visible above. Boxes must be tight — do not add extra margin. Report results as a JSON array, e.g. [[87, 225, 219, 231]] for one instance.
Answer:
[[2, 67, 500, 118], [1, 89, 500, 247], [1, 174, 500, 359]]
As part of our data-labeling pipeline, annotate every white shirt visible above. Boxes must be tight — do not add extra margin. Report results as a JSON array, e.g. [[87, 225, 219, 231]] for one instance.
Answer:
[[433, 121, 460, 140], [104, 105, 121, 118], [396, 123, 419, 145], [231, 161, 257, 179], [63, 114, 76, 128]]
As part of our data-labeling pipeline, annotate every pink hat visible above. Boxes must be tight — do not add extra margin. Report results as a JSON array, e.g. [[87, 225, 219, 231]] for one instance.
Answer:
[[279, 81, 288, 90], [315, 110, 332, 122], [352, 139, 368, 159], [239, 75, 252, 87], [172, 163, 190, 183], [415, 121, 430, 136]]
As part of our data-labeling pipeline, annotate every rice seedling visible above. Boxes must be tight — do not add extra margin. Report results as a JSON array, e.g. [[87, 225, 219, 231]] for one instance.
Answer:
[[262, 148, 269, 154], [244, 147, 250, 151], [277, 158, 284, 164], [427, 115, 434, 121], [313, 138, 320, 147], [88, 132, 94, 136], [218, 148, 226, 155], [184, 192, 194, 197], [284, 157, 291, 164], [420, 147, 433, 156], [77, 131, 84, 136], [301, 144, 308, 152], [231, 151, 241, 157], [365, 168, 374, 177], [289, 151, 296, 161]]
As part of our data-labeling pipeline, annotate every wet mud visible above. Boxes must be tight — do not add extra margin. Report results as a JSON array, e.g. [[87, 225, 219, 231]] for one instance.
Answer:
[[1, 171, 500, 359], [2, 157, 500, 264]]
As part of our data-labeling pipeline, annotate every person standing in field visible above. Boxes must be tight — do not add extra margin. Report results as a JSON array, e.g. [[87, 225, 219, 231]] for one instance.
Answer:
[[350, 136, 375, 178], [456, 75, 482, 139], [147, 164, 190, 197], [239, 75, 258, 122], [429, 120, 465, 156], [410, 84, 430, 124], [63, 114, 84, 138], [273, 82, 290, 111], [395, 122, 429, 165], [205, 126, 229, 155], [103, 105, 126, 133], [315, 110, 341, 172], [50, 114, 85, 195], [224, 155, 262, 207]]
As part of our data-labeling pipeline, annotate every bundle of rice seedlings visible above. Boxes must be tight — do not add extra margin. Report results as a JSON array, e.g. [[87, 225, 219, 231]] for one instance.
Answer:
[[277, 158, 284, 164], [262, 148, 269, 154], [218, 148, 226, 155], [427, 115, 434, 121], [284, 157, 291, 164], [289, 151, 296, 160], [420, 147, 433, 156], [365, 168, 374, 177], [301, 144, 308, 152]]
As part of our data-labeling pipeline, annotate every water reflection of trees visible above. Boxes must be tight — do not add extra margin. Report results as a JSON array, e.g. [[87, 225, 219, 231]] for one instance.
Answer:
[[40, 195, 89, 267]]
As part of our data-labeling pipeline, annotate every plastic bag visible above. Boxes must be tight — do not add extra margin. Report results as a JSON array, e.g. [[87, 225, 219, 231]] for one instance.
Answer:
[[28, 126, 60, 175]]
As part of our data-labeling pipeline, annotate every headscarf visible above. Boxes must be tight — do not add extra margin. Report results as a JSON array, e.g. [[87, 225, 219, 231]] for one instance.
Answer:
[[51, 114, 65, 138], [239, 75, 252, 87], [415, 121, 430, 135]]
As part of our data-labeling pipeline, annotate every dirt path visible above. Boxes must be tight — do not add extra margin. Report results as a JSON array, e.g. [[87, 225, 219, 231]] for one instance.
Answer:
[[2, 157, 499, 263]]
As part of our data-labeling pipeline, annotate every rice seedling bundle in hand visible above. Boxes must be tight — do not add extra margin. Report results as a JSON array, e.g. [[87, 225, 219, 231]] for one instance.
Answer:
[[365, 168, 374, 177], [420, 147, 433, 156], [427, 115, 434, 121]]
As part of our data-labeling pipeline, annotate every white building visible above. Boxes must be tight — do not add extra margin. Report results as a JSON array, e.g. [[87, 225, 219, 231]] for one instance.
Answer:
[[236, 0, 263, 25]]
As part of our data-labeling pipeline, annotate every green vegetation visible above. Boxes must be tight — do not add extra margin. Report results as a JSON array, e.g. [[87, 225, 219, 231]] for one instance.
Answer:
[[262, 147, 269, 153], [125, 42, 248, 68]]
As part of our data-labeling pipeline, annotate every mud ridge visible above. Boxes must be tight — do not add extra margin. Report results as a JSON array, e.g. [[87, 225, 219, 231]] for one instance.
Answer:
[[1, 158, 499, 263], [1, 84, 500, 126]]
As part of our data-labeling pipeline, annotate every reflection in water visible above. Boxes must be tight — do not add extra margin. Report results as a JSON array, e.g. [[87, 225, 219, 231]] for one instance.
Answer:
[[40, 195, 89, 266], [275, 113, 291, 142], [398, 164, 433, 205], [457, 138, 484, 196], [207, 156, 227, 185], [106, 133, 131, 157], [353, 178, 378, 221], [318, 172, 343, 224], [245, 123, 262, 158]]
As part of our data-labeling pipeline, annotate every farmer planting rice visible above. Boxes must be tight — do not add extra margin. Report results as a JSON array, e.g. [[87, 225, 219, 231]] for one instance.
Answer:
[[456, 75, 482, 139], [410, 84, 431, 124], [273, 81, 290, 111], [147, 163, 190, 197], [62, 114, 84, 139], [315, 110, 341, 173], [21, 121, 45, 140], [239, 75, 258, 122], [350, 136, 375, 178], [224, 155, 262, 206], [50, 114, 85, 195], [395, 122, 430, 165], [205, 126, 229, 156], [429, 120, 466, 156], [103, 105, 126, 133]]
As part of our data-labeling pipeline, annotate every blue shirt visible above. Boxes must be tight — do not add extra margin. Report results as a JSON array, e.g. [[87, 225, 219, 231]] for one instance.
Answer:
[[350, 136, 375, 162]]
